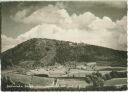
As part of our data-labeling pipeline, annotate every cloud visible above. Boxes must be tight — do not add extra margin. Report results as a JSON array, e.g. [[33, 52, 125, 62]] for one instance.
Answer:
[[89, 16, 116, 30], [11, 8, 30, 22], [1, 35, 16, 52], [2, 2, 127, 52], [11, 2, 67, 24]]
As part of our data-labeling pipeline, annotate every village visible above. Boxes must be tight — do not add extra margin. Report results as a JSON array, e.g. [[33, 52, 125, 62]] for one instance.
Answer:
[[26, 62, 97, 77]]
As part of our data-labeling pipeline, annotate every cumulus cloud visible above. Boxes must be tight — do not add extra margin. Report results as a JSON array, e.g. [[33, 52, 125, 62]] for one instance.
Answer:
[[1, 35, 17, 51], [2, 2, 127, 52]]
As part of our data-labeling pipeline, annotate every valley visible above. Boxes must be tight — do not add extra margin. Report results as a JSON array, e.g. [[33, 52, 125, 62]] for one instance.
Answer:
[[1, 38, 127, 91]]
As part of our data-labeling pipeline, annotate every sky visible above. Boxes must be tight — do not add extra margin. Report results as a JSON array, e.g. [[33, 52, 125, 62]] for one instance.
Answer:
[[1, 1, 127, 52]]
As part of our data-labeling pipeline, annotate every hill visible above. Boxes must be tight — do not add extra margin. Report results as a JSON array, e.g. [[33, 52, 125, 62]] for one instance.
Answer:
[[1, 38, 127, 70]]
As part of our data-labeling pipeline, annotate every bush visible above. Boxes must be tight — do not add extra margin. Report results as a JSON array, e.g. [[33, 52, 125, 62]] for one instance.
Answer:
[[85, 72, 104, 87], [85, 77, 92, 83]]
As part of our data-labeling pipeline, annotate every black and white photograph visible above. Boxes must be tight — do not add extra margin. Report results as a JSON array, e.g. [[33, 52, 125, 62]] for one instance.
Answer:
[[1, 0, 127, 91]]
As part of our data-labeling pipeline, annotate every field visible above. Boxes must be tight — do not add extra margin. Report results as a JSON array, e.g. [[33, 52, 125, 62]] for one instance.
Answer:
[[2, 72, 90, 89], [2, 72, 54, 86], [104, 78, 127, 86]]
